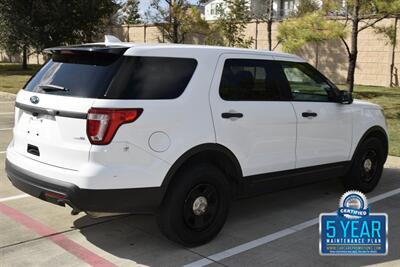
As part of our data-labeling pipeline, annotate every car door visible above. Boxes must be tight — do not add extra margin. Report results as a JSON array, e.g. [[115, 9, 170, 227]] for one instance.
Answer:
[[277, 60, 353, 168], [210, 54, 297, 177]]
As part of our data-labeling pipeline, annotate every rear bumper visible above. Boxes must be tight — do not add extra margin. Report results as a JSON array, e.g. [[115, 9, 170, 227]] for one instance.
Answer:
[[5, 159, 165, 214]]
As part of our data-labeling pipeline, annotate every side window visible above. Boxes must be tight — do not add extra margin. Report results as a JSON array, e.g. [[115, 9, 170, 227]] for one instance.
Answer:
[[219, 59, 281, 101], [105, 56, 197, 99], [280, 62, 336, 102]]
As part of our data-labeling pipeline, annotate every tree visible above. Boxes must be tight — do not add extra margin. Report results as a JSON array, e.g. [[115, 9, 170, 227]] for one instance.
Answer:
[[150, 0, 210, 43], [0, 0, 118, 69], [324, 0, 400, 91], [374, 18, 399, 87], [250, 0, 320, 51], [0, 0, 33, 69], [215, 0, 253, 48], [252, 0, 274, 50], [277, 12, 346, 68], [122, 0, 141, 24], [294, 0, 320, 17]]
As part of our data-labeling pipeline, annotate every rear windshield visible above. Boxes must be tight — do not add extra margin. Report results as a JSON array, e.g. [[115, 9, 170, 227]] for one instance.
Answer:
[[24, 54, 197, 99], [24, 52, 122, 98]]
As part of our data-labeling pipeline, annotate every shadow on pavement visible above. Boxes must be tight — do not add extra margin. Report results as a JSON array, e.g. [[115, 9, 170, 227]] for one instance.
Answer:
[[73, 168, 400, 266]]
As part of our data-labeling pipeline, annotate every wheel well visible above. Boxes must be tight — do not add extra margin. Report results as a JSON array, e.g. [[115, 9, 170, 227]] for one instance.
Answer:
[[162, 144, 243, 196], [354, 126, 388, 161]]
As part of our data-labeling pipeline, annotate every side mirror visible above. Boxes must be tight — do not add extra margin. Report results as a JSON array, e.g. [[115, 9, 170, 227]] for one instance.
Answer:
[[338, 90, 353, 104]]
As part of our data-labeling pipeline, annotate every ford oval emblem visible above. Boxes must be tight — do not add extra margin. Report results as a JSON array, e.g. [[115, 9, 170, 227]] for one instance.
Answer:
[[30, 96, 39, 104]]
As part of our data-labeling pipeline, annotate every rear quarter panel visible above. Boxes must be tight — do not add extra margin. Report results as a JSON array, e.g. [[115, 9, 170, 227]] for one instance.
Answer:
[[91, 48, 221, 186]]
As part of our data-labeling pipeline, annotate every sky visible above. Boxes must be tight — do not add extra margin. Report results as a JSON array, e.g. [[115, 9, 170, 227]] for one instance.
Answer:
[[138, 0, 198, 16], [139, 0, 151, 14], [133, 0, 199, 22]]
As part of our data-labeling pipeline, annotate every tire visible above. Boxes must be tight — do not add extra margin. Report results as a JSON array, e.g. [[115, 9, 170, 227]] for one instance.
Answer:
[[157, 163, 231, 246], [343, 137, 385, 193]]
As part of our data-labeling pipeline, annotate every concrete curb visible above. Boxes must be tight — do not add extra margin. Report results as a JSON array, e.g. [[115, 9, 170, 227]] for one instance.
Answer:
[[385, 156, 400, 169], [0, 91, 16, 101]]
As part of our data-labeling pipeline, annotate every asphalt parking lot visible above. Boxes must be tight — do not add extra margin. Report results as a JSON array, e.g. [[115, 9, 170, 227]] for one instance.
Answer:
[[0, 97, 400, 267]]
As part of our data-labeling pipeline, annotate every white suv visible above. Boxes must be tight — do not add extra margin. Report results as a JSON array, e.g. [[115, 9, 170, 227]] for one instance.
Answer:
[[6, 37, 388, 246]]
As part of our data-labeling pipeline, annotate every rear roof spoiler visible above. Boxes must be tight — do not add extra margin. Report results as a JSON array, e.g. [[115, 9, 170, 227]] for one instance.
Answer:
[[44, 35, 128, 55], [44, 45, 128, 55]]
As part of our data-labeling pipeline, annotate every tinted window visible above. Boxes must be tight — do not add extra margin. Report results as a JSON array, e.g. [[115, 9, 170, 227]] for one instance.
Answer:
[[219, 59, 281, 101], [106, 56, 197, 99], [280, 62, 337, 102], [24, 52, 122, 98]]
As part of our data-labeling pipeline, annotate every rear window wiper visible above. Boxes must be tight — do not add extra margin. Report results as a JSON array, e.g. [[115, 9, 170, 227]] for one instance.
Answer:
[[38, 84, 69, 92]]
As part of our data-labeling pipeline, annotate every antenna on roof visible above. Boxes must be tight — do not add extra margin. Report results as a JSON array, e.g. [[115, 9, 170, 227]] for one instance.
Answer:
[[104, 35, 122, 45]]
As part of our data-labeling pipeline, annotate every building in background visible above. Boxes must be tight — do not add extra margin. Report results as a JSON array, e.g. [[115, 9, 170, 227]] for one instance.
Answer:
[[204, 0, 233, 21], [203, 0, 304, 21], [202, 0, 353, 21]]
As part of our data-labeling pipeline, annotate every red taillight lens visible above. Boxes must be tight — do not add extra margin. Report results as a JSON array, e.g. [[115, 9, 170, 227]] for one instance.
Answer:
[[87, 108, 143, 145]]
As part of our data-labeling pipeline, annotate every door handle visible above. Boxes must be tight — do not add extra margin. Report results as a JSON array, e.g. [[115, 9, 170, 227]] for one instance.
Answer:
[[221, 112, 243, 119], [302, 112, 318, 118]]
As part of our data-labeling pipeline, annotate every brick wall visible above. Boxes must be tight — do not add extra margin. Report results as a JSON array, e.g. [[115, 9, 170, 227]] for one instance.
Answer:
[[2, 18, 397, 87], [106, 18, 400, 87]]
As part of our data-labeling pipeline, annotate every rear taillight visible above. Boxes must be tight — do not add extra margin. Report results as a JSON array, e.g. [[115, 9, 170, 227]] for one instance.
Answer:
[[87, 108, 143, 145]]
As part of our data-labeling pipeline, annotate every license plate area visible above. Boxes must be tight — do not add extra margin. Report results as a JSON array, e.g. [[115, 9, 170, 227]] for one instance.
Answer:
[[14, 102, 91, 170], [26, 115, 45, 138]]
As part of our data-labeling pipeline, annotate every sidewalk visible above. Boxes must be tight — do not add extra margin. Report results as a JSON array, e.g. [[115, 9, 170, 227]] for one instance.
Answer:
[[0, 92, 16, 101], [386, 156, 400, 169]]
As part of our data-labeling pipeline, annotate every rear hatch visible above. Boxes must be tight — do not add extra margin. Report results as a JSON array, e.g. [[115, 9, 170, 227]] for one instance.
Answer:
[[13, 46, 128, 170]]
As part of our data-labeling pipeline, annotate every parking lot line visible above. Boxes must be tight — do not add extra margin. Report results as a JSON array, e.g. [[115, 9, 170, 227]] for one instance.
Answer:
[[0, 194, 29, 202], [184, 187, 400, 267], [0, 202, 117, 267], [0, 151, 6, 154], [0, 112, 14, 115], [0, 128, 12, 131]]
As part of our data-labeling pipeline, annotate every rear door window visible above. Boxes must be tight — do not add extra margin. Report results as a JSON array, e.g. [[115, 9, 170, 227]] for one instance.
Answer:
[[219, 59, 282, 101], [106, 56, 198, 99]]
